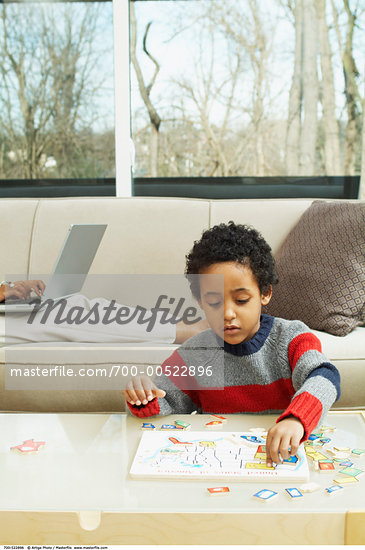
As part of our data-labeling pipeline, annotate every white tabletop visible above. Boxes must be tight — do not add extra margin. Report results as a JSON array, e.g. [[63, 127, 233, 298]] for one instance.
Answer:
[[0, 411, 364, 513]]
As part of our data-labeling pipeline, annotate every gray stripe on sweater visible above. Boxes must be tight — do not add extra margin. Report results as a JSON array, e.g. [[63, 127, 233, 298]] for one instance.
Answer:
[[292, 349, 330, 390]]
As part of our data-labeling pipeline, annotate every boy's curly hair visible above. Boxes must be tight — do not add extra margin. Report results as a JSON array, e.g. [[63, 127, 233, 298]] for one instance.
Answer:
[[185, 221, 278, 300]]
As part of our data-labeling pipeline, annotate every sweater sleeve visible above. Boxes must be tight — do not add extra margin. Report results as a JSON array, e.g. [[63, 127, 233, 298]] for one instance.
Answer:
[[127, 349, 201, 418], [276, 330, 341, 440]]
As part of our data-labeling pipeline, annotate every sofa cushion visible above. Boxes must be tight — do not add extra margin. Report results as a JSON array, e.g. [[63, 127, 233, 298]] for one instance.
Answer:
[[266, 200, 365, 336], [210, 199, 313, 255], [0, 199, 39, 281], [29, 197, 210, 275]]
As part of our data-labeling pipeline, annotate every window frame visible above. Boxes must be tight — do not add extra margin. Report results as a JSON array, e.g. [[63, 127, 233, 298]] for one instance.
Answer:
[[0, 0, 363, 199]]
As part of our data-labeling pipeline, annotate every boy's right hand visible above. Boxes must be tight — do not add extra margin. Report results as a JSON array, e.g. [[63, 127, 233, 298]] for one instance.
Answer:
[[122, 375, 166, 406]]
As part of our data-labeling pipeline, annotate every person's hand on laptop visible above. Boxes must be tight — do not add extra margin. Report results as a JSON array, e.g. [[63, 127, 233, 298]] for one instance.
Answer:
[[0, 280, 45, 302]]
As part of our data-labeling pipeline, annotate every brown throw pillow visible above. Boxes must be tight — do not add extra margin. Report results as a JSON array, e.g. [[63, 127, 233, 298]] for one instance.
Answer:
[[265, 200, 365, 336]]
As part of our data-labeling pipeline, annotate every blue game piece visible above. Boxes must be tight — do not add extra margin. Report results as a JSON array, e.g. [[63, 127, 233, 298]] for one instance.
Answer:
[[253, 489, 278, 502], [285, 487, 303, 499]]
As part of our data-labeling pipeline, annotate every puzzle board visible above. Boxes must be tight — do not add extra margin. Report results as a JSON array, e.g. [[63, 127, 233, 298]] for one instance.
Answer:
[[130, 431, 310, 482]]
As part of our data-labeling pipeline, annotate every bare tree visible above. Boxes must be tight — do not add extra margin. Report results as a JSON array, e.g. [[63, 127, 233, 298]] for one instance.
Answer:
[[0, 2, 107, 179], [130, 2, 161, 177], [168, 0, 276, 177], [331, 0, 362, 174], [286, 0, 303, 175], [317, 0, 341, 175], [299, 0, 319, 175]]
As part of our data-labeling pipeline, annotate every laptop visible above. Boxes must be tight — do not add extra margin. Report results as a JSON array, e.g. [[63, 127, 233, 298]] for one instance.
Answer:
[[0, 223, 107, 312]]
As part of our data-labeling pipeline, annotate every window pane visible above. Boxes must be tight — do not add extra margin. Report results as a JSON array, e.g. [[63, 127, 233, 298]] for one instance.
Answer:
[[131, 0, 364, 178], [0, 1, 115, 181]]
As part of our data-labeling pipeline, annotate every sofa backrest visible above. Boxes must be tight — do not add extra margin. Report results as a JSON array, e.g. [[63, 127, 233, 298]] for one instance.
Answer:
[[210, 199, 314, 254], [0, 199, 39, 281], [1, 197, 358, 280]]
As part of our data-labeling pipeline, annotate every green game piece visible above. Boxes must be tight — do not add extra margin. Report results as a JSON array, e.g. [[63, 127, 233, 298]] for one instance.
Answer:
[[339, 467, 364, 477], [351, 448, 365, 456], [174, 420, 191, 430]]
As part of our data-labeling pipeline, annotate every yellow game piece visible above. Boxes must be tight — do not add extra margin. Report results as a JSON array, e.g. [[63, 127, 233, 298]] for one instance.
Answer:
[[199, 440, 216, 448], [333, 476, 359, 484], [307, 451, 329, 461], [245, 462, 275, 470], [320, 425, 336, 433]]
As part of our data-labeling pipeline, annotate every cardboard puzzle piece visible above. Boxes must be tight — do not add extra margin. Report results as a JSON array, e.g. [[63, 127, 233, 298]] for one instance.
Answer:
[[10, 438, 46, 454]]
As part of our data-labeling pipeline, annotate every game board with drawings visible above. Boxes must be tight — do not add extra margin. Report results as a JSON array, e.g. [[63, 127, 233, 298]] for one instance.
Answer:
[[130, 431, 310, 482]]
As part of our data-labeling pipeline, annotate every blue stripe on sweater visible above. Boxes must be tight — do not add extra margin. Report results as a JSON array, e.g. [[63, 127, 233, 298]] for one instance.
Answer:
[[307, 362, 341, 401], [223, 314, 274, 356]]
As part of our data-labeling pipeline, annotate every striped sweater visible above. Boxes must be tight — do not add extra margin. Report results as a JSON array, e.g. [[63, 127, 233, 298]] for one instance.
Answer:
[[128, 315, 341, 439]]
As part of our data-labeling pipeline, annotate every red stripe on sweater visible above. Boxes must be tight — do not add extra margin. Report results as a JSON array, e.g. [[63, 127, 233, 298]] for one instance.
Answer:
[[277, 391, 323, 441], [195, 378, 295, 413], [162, 350, 296, 412], [288, 332, 322, 372]]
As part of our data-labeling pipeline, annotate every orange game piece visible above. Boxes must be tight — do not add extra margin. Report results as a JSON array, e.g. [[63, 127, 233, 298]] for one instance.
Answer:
[[10, 438, 46, 454]]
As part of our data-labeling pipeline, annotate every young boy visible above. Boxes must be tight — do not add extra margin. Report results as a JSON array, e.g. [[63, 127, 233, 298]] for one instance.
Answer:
[[123, 222, 341, 467]]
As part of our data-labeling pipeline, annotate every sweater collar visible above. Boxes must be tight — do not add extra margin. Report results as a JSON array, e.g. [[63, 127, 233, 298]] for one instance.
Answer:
[[220, 314, 274, 356]]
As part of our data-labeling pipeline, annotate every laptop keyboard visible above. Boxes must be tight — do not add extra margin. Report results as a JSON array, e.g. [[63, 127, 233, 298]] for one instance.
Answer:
[[5, 297, 42, 305]]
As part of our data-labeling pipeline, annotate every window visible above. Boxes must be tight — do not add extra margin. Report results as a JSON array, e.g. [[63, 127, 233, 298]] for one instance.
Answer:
[[0, 0, 118, 196], [130, 0, 364, 198]]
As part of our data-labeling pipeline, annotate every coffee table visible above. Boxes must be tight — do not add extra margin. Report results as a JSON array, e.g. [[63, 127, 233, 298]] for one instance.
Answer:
[[0, 410, 364, 545]]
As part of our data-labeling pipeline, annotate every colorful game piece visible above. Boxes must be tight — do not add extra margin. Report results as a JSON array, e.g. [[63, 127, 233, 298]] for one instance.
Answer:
[[168, 437, 193, 446], [174, 420, 191, 430], [141, 422, 156, 430], [339, 466, 364, 477], [351, 448, 365, 456], [300, 482, 321, 493], [326, 485, 344, 494], [334, 476, 359, 485], [160, 424, 184, 430], [320, 425, 336, 433], [199, 440, 217, 448], [205, 421, 223, 429], [339, 460, 353, 467], [209, 414, 227, 423], [160, 447, 183, 455], [308, 434, 320, 441], [319, 461, 335, 471], [254, 444, 267, 460], [285, 487, 303, 499], [316, 438, 331, 445], [283, 455, 299, 464], [207, 486, 230, 496], [334, 446, 351, 452], [306, 450, 329, 461], [253, 489, 278, 502], [10, 438, 46, 454]]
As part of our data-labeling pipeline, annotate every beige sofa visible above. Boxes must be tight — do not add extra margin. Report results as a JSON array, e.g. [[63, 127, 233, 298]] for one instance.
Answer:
[[1, 197, 364, 412]]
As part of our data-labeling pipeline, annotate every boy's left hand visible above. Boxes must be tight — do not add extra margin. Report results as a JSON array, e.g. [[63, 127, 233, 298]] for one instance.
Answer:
[[265, 416, 304, 467]]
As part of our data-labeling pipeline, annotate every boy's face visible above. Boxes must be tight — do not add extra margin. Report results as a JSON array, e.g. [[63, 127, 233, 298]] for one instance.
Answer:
[[199, 261, 272, 345]]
